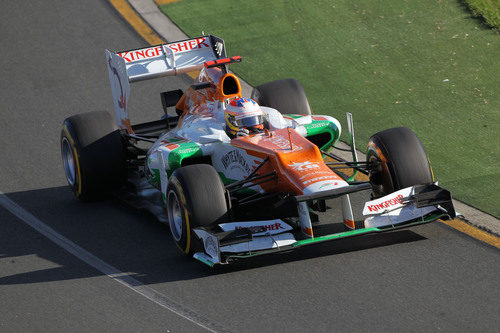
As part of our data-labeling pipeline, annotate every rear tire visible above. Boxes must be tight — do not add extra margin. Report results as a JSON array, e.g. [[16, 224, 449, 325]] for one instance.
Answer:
[[166, 164, 228, 256], [367, 127, 434, 198], [60, 111, 126, 200], [251, 78, 312, 115]]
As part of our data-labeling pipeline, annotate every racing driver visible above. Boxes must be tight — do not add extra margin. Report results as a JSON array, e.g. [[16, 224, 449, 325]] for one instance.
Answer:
[[224, 97, 266, 138]]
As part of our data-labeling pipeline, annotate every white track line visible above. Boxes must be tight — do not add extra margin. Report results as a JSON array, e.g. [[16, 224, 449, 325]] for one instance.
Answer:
[[0, 191, 231, 333]]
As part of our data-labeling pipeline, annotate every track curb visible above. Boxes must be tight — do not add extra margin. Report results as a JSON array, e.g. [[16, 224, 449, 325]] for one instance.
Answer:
[[116, 0, 499, 241]]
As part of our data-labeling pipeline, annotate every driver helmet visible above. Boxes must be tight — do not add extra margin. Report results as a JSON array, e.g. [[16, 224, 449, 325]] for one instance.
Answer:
[[225, 98, 265, 138]]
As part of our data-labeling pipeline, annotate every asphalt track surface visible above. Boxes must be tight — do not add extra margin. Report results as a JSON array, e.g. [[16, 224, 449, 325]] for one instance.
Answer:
[[0, 1, 499, 332]]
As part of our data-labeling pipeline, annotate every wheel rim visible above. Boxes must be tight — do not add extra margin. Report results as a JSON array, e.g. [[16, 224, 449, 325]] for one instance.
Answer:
[[61, 137, 77, 186], [167, 190, 183, 241]]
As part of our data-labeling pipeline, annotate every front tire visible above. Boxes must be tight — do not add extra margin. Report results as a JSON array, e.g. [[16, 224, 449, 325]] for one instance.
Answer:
[[166, 164, 228, 256], [60, 111, 126, 200], [367, 127, 434, 198]]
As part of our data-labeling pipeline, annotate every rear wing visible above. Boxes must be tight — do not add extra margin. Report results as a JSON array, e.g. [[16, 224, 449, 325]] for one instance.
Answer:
[[105, 35, 226, 133]]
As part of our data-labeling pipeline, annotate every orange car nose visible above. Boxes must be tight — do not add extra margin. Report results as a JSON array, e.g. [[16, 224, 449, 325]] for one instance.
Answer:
[[232, 128, 344, 195]]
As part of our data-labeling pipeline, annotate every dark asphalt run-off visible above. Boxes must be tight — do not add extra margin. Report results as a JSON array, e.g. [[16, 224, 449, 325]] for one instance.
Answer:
[[0, 1, 499, 332]]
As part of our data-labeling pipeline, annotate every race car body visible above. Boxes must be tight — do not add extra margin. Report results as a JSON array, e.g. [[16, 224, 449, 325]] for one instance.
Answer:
[[60, 35, 456, 266], [146, 110, 343, 196]]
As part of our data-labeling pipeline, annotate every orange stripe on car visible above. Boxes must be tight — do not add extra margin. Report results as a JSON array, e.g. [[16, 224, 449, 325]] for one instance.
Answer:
[[344, 219, 355, 229]]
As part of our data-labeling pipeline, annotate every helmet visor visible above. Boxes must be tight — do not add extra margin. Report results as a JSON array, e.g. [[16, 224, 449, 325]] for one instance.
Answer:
[[235, 115, 264, 128]]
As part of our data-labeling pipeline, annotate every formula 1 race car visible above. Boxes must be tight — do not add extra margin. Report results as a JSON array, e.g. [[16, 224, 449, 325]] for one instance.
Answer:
[[60, 35, 455, 266]]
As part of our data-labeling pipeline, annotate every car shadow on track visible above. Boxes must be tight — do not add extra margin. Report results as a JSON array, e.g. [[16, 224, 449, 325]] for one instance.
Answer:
[[0, 186, 426, 284]]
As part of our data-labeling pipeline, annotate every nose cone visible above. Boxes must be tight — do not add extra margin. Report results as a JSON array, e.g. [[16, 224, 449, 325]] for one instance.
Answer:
[[232, 128, 347, 195], [280, 152, 348, 195]]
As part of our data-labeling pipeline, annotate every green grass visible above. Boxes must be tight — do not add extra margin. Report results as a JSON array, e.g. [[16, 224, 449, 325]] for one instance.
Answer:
[[463, 0, 500, 29], [160, 0, 500, 217]]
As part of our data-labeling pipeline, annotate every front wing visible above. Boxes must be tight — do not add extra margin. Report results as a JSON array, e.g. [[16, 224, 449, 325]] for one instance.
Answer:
[[192, 183, 455, 266]]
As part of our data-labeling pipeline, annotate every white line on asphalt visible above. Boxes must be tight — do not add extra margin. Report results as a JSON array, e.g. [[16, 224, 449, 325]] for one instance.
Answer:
[[0, 191, 231, 333]]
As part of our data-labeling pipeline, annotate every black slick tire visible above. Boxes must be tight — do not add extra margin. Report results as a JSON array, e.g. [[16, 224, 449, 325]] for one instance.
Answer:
[[166, 164, 228, 256], [60, 111, 126, 200], [251, 78, 312, 115], [366, 127, 434, 197]]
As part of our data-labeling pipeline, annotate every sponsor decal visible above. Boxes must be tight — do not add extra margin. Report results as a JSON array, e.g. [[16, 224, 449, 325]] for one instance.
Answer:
[[118, 38, 210, 62], [214, 41, 224, 57], [219, 220, 293, 235], [303, 176, 338, 185], [235, 222, 286, 232], [306, 121, 328, 129], [176, 147, 200, 155], [364, 205, 437, 228], [299, 170, 332, 180], [168, 38, 210, 53], [289, 161, 321, 171], [161, 142, 180, 150], [366, 194, 404, 213], [118, 46, 163, 62], [221, 150, 251, 174]]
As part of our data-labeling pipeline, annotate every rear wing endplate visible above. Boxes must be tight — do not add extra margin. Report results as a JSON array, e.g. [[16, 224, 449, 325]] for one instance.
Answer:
[[105, 35, 226, 133]]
